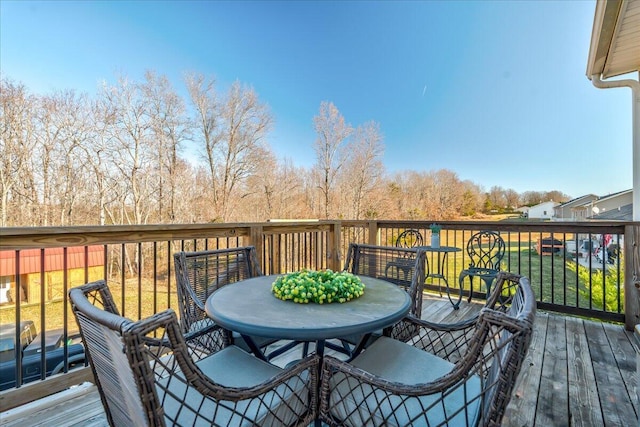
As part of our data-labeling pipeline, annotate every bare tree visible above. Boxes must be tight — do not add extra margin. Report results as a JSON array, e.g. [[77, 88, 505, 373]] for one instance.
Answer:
[[246, 155, 311, 220], [521, 190, 545, 206], [460, 180, 484, 217], [0, 79, 37, 226], [187, 76, 272, 222], [504, 188, 520, 210], [544, 190, 570, 203], [313, 101, 353, 219], [76, 94, 122, 225], [339, 121, 384, 219], [486, 186, 508, 212], [99, 75, 154, 225], [186, 74, 220, 219], [142, 71, 189, 223], [218, 82, 272, 221], [33, 90, 94, 225], [2, 75, 576, 226], [429, 169, 466, 219]]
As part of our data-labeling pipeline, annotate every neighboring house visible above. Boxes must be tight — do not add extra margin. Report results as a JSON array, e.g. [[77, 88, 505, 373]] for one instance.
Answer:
[[515, 206, 530, 217], [587, 189, 633, 220], [590, 203, 633, 220], [553, 194, 598, 221], [527, 201, 559, 219], [0, 246, 104, 305]]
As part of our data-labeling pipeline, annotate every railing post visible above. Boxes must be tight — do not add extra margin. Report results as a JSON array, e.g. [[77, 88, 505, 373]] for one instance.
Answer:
[[368, 221, 380, 246], [327, 221, 341, 270], [625, 224, 640, 330], [249, 225, 264, 271]]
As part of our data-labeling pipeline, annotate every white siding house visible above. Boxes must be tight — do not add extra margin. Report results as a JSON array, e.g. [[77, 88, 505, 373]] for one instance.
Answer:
[[527, 201, 559, 219]]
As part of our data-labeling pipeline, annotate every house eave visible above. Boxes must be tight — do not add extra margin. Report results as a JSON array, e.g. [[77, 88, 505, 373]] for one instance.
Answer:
[[587, 0, 640, 79]]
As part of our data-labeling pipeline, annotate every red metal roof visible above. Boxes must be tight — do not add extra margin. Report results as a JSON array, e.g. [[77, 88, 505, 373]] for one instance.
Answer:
[[0, 246, 104, 276]]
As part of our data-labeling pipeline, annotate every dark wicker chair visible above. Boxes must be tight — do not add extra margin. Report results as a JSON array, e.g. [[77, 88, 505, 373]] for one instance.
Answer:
[[345, 243, 426, 317], [459, 231, 506, 302], [330, 243, 426, 355], [174, 247, 298, 359], [70, 280, 319, 427], [319, 272, 535, 427]]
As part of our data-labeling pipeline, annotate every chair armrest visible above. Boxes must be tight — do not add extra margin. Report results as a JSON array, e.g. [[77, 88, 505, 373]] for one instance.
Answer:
[[124, 309, 320, 399], [179, 281, 208, 312]]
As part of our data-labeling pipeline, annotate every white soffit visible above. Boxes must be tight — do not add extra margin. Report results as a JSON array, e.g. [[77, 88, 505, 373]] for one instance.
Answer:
[[587, 0, 640, 79]]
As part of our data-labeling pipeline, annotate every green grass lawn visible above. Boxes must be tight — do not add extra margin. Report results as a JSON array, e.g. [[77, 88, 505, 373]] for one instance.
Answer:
[[425, 242, 624, 315], [0, 279, 178, 335]]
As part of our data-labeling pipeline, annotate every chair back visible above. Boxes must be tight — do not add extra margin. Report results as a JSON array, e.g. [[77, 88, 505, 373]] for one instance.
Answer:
[[394, 229, 424, 248], [173, 247, 263, 332], [343, 243, 426, 316], [69, 281, 148, 427], [477, 273, 536, 424], [465, 231, 506, 270]]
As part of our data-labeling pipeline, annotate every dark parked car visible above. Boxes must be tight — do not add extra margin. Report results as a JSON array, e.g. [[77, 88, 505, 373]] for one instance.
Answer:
[[0, 320, 85, 390]]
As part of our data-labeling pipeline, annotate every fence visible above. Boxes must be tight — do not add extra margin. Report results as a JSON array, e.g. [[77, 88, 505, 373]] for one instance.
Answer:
[[0, 220, 638, 405]]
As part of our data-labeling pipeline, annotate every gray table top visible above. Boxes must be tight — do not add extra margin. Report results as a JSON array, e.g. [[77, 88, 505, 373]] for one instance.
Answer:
[[205, 275, 411, 341]]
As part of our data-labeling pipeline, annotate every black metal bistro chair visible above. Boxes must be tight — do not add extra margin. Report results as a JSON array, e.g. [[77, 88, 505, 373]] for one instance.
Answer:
[[69, 280, 319, 427], [459, 231, 506, 302], [394, 229, 424, 248], [386, 229, 425, 281]]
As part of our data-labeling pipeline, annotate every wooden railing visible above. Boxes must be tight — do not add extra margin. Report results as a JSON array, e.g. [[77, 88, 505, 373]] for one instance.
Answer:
[[0, 220, 638, 409]]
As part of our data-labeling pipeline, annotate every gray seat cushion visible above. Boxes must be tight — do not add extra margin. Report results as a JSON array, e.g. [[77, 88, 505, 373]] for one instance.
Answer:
[[157, 346, 309, 426], [329, 336, 481, 426]]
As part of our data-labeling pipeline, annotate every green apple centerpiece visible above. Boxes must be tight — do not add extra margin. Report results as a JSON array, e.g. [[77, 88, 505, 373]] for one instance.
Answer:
[[271, 269, 365, 304]]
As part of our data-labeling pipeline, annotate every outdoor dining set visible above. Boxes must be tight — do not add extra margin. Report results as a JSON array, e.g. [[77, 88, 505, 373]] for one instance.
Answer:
[[68, 230, 536, 426]]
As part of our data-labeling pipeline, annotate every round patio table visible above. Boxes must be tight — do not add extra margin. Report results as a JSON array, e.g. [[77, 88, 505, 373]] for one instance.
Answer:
[[205, 274, 411, 360]]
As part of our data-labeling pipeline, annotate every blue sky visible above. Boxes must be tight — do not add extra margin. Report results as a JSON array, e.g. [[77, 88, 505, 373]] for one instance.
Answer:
[[0, 0, 633, 198]]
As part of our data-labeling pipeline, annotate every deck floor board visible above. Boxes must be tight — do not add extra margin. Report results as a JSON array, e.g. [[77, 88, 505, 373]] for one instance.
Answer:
[[566, 315, 603, 426]]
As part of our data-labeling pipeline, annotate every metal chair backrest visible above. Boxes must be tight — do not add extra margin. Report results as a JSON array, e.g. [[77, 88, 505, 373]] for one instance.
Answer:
[[69, 281, 148, 427], [465, 230, 506, 270], [343, 243, 426, 317], [173, 247, 263, 333], [395, 229, 424, 248]]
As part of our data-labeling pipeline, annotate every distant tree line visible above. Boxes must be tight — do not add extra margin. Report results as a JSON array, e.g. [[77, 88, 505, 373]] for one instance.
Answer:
[[0, 74, 570, 227]]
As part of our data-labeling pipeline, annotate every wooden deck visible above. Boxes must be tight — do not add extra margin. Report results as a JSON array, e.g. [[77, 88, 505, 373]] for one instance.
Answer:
[[1, 294, 637, 426]]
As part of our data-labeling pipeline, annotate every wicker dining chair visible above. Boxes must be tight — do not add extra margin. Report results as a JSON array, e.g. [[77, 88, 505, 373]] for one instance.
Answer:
[[344, 243, 426, 318], [69, 280, 319, 427], [174, 247, 298, 359], [329, 243, 426, 355], [459, 230, 506, 302], [319, 272, 535, 427]]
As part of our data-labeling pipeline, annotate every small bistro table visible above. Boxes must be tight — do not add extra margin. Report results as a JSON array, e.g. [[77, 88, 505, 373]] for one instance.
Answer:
[[204, 274, 411, 361], [421, 246, 463, 309]]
